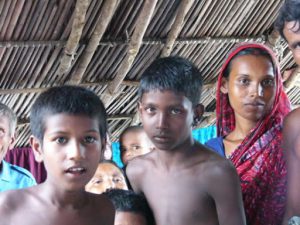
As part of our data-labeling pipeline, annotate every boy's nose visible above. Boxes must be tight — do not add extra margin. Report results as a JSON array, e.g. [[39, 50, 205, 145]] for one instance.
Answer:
[[156, 113, 168, 129], [68, 141, 85, 160]]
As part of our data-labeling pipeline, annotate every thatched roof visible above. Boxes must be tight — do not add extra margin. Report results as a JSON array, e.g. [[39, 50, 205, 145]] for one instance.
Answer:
[[0, 0, 299, 146]]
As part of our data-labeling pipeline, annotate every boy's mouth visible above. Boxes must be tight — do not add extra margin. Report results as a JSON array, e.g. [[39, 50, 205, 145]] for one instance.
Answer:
[[65, 166, 87, 174]]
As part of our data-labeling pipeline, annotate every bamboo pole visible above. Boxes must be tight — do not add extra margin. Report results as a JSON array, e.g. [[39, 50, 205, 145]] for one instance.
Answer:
[[69, 0, 120, 84], [57, 0, 91, 76], [161, 0, 194, 57], [102, 0, 158, 107]]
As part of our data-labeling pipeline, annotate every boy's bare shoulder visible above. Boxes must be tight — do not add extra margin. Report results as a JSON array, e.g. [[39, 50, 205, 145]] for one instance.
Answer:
[[0, 187, 33, 215], [193, 143, 237, 179], [126, 150, 156, 175]]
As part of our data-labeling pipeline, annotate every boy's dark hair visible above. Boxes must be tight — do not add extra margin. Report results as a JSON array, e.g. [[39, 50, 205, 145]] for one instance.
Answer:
[[105, 189, 155, 225], [30, 85, 107, 142], [223, 47, 276, 78], [274, 0, 300, 40], [138, 56, 203, 106]]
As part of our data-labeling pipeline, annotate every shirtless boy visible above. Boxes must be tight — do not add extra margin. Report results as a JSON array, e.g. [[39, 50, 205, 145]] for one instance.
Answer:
[[275, 1, 300, 223], [126, 57, 246, 225], [0, 86, 114, 225]]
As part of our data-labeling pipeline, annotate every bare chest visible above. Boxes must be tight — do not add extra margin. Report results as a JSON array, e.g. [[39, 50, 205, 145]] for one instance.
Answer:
[[141, 170, 218, 225]]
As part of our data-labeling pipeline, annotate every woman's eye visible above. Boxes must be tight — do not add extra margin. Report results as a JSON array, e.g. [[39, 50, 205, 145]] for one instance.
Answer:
[[262, 79, 275, 87], [55, 137, 67, 144], [239, 78, 250, 85], [113, 177, 124, 183], [84, 136, 96, 143]]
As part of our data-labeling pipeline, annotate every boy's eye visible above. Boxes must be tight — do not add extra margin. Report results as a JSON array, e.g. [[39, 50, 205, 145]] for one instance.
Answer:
[[55, 137, 67, 144], [262, 79, 275, 87], [0, 128, 5, 137], [131, 145, 141, 151], [170, 108, 181, 115], [84, 136, 96, 143], [145, 107, 156, 113]]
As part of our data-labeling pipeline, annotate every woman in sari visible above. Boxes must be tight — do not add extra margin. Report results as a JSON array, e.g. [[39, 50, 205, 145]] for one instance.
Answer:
[[206, 43, 291, 225]]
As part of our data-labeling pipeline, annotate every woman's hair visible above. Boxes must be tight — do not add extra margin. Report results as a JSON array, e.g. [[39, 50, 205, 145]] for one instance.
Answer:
[[223, 47, 276, 78]]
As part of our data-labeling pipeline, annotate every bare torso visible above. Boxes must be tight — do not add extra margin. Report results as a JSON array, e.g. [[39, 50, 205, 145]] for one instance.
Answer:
[[127, 143, 246, 225], [0, 185, 115, 225]]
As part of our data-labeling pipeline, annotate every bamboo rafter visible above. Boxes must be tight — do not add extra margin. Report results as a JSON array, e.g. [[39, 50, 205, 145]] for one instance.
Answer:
[[102, 0, 158, 107], [161, 0, 194, 57], [69, 0, 120, 84], [57, 0, 91, 76]]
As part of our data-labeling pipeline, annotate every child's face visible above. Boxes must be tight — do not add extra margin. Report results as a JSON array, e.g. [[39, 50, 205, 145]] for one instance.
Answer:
[[121, 130, 153, 165], [283, 21, 300, 66], [31, 114, 104, 191], [138, 90, 194, 151], [222, 54, 276, 124], [85, 162, 128, 194], [115, 211, 147, 225]]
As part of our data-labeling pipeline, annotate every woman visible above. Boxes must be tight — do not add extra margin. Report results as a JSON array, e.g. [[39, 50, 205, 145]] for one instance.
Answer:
[[206, 43, 291, 225]]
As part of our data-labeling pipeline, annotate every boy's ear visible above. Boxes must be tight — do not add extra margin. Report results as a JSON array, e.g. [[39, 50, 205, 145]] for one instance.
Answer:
[[193, 104, 204, 126], [30, 135, 44, 163], [220, 77, 229, 94]]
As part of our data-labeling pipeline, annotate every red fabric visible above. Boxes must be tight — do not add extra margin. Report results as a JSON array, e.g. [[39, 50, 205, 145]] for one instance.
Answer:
[[216, 43, 291, 225], [5, 147, 47, 184]]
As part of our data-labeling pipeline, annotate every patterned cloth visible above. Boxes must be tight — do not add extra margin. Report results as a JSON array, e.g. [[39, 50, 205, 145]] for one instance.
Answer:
[[216, 43, 291, 225]]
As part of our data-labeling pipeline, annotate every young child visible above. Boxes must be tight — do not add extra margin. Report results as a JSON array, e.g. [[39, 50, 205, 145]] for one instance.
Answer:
[[85, 160, 128, 194], [205, 43, 291, 225], [275, 1, 300, 224], [119, 125, 154, 166], [0, 86, 115, 225], [126, 57, 246, 225], [105, 189, 155, 225]]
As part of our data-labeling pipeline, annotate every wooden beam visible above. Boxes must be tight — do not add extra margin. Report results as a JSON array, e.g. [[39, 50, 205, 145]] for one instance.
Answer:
[[69, 0, 120, 84], [161, 0, 194, 57], [57, 0, 91, 76], [0, 81, 214, 95], [102, 0, 158, 107]]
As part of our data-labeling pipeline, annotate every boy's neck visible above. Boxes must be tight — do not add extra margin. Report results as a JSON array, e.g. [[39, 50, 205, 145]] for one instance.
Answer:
[[39, 182, 90, 210], [155, 137, 196, 170]]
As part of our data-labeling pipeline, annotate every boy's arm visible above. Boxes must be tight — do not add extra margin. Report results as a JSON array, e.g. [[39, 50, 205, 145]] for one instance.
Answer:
[[208, 160, 246, 225], [125, 159, 143, 193], [282, 109, 300, 225]]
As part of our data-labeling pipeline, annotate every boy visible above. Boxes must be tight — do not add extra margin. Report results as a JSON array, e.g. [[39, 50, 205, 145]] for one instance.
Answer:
[[105, 189, 155, 225], [0, 103, 36, 192], [119, 125, 154, 166], [0, 86, 114, 225], [126, 57, 246, 225], [275, 1, 300, 224]]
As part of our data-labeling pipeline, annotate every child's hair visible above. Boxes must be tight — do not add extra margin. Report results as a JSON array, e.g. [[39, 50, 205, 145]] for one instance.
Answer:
[[0, 103, 17, 136], [30, 85, 107, 142], [275, 0, 300, 40], [119, 125, 144, 144], [223, 47, 276, 78], [138, 56, 203, 106], [105, 189, 155, 225]]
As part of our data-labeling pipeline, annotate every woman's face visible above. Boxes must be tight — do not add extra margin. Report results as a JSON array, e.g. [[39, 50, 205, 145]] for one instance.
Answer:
[[85, 162, 128, 194], [222, 54, 276, 124]]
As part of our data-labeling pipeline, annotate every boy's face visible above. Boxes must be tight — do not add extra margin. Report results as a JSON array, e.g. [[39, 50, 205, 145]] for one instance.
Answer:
[[115, 211, 147, 225], [0, 116, 15, 162], [31, 114, 104, 191], [85, 162, 128, 194], [283, 21, 300, 66], [121, 130, 153, 165], [138, 90, 194, 151]]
